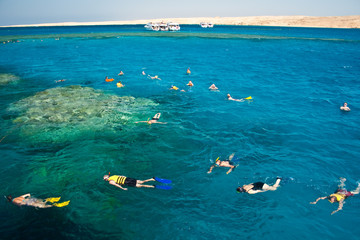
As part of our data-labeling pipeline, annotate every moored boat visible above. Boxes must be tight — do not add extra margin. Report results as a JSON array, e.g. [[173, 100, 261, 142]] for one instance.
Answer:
[[200, 22, 208, 28], [168, 22, 180, 31], [144, 22, 160, 31], [159, 22, 169, 31]]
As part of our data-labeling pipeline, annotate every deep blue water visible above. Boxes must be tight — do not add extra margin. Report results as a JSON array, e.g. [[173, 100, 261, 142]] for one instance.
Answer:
[[0, 25, 360, 240]]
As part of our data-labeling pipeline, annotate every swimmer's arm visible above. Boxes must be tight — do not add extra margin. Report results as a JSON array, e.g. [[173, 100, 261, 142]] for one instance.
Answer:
[[226, 166, 235, 175], [310, 196, 327, 204], [247, 189, 262, 194], [207, 165, 215, 174], [154, 122, 167, 124], [20, 193, 31, 198], [135, 121, 148, 123], [331, 200, 344, 215], [109, 181, 128, 191]]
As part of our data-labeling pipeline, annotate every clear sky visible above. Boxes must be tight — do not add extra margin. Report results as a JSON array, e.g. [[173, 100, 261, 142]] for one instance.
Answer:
[[0, 0, 359, 26]]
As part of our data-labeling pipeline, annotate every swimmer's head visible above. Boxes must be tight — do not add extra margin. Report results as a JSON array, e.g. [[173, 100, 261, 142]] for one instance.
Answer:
[[103, 175, 110, 181], [328, 196, 336, 203], [236, 187, 245, 193], [344, 102, 348, 106], [227, 94, 231, 98], [5, 195, 12, 202]]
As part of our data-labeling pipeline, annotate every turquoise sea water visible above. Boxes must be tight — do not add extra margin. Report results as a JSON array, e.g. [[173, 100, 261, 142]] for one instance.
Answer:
[[0, 25, 360, 240]]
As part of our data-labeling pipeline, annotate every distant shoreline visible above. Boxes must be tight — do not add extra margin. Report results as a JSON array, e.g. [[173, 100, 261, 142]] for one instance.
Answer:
[[1, 16, 360, 29]]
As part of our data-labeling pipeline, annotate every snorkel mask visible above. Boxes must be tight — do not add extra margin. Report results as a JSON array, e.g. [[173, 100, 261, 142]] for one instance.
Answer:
[[236, 187, 245, 193], [103, 172, 110, 181]]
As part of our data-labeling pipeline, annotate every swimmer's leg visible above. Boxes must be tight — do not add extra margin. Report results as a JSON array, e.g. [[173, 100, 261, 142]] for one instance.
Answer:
[[138, 178, 156, 184], [338, 177, 347, 189], [263, 178, 281, 191], [136, 184, 155, 188], [153, 113, 161, 120], [33, 201, 53, 208], [350, 183, 360, 195], [228, 153, 235, 161]]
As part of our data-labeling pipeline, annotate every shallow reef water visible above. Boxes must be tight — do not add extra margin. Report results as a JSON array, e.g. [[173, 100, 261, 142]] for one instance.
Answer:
[[7, 85, 157, 144], [0, 73, 19, 86], [0, 25, 360, 240]]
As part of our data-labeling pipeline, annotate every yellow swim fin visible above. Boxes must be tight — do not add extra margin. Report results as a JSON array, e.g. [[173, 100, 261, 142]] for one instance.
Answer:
[[46, 197, 61, 203], [53, 200, 70, 207], [244, 96, 252, 100]]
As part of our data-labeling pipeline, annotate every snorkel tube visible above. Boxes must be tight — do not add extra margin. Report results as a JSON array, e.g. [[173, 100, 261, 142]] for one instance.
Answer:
[[4, 195, 12, 202]]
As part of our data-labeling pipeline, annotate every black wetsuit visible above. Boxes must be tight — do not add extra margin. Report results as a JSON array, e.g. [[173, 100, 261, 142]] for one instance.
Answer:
[[252, 182, 265, 190]]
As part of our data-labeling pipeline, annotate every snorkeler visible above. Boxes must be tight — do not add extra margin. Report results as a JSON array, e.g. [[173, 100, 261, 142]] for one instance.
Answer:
[[186, 68, 191, 75], [55, 79, 66, 83], [135, 113, 167, 124], [116, 81, 124, 88], [5, 194, 70, 208], [340, 102, 351, 111], [148, 75, 161, 80], [207, 153, 237, 175], [187, 81, 194, 87], [227, 94, 244, 102], [236, 178, 282, 194], [105, 76, 114, 82], [103, 174, 172, 190], [310, 178, 360, 215], [103, 174, 156, 190], [118, 71, 124, 76], [209, 84, 218, 90], [227, 94, 252, 102], [170, 85, 179, 91]]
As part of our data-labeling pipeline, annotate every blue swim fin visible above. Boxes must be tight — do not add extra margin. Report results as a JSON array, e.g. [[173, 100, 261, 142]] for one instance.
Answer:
[[155, 185, 172, 190], [154, 177, 172, 184]]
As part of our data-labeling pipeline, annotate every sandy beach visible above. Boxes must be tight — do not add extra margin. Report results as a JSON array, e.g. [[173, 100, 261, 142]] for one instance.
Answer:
[[2, 16, 360, 28]]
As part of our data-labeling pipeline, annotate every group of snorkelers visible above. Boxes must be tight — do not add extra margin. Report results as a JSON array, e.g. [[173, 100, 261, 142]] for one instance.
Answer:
[[104, 68, 253, 102], [8, 69, 354, 214], [207, 153, 360, 215], [6, 146, 358, 215], [6, 171, 359, 215]]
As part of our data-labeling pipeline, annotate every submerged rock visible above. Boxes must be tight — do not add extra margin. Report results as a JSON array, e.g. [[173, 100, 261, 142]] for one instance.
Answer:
[[0, 73, 20, 86], [8, 85, 157, 143]]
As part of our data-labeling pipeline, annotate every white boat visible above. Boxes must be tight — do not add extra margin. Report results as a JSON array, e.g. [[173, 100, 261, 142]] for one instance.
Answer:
[[159, 22, 169, 31], [200, 22, 214, 28], [144, 22, 160, 31], [168, 22, 180, 31], [200, 22, 208, 28]]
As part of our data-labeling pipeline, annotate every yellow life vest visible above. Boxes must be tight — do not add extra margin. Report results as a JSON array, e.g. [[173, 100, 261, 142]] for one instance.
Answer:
[[108, 175, 127, 185], [329, 193, 346, 202]]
